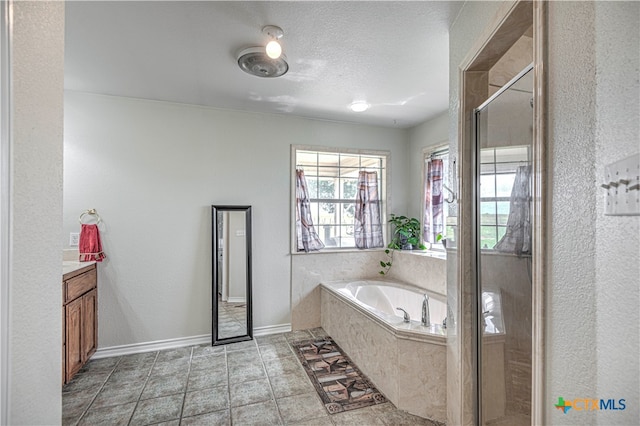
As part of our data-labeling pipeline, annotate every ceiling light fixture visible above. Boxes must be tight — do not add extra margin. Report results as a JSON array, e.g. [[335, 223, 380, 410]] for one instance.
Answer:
[[237, 25, 288, 78], [349, 101, 370, 112], [237, 47, 289, 78], [263, 25, 284, 59]]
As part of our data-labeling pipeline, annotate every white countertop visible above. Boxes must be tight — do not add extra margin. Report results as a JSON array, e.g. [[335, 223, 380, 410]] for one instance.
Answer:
[[63, 260, 96, 276]]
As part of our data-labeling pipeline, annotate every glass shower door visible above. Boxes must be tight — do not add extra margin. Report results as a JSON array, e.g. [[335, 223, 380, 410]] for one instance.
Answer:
[[474, 64, 533, 425]]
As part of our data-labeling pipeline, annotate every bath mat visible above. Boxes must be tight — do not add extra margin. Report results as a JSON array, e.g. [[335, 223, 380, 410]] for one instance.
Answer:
[[291, 337, 387, 414]]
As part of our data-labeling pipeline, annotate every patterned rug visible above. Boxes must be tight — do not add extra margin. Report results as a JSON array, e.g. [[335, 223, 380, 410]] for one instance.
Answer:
[[291, 337, 387, 414]]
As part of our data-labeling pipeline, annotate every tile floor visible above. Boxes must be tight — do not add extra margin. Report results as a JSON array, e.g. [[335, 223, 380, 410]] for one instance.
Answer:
[[63, 328, 442, 425]]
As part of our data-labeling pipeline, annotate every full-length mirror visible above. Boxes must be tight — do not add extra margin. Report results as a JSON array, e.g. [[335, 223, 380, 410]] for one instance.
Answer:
[[212, 205, 252, 345]]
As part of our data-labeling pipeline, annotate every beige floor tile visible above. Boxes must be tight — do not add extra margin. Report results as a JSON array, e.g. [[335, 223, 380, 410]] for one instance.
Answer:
[[276, 392, 328, 424]]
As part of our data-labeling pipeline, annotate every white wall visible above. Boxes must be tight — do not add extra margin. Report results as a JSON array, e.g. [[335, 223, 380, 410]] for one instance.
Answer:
[[8, 1, 64, 423], [63, 91, 409, 348], [547, 2, 640, 424], [593, 1, 639, 424], [546, 2, 599, 423]]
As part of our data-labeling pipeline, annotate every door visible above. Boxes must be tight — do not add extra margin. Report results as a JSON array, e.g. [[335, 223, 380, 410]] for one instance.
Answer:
[[474, 64, 533, 425]]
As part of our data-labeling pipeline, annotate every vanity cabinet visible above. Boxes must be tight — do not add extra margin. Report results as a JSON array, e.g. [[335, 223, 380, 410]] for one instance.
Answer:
[[63, 263, 97, 384]]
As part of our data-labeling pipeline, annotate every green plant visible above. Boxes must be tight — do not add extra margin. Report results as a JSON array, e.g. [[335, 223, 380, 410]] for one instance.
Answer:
[[379, 248, 394, 275], [379, 214, 426, 275], [388, 214, 426, 250]]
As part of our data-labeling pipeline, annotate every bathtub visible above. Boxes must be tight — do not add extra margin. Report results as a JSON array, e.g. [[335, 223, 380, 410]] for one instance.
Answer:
[[320, 279, 447, 422], [327, 280, 447, 337]]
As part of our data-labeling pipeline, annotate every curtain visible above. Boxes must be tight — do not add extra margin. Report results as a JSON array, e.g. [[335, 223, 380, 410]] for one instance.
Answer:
[[495, 165, 532, 255], [295, 169, 325, 252], [354, 171, 384, 249], [423, 159, 444, 243]]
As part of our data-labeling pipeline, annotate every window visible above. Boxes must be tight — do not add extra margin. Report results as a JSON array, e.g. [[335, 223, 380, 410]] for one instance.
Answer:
[[293, 147, 388, 250], [479, 146, 530, 249], [423, 147, 451, 250]]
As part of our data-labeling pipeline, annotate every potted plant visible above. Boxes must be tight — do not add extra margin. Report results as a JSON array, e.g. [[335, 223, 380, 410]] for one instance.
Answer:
[[387, 214, 426, 250], [379, 214, 426, 275]]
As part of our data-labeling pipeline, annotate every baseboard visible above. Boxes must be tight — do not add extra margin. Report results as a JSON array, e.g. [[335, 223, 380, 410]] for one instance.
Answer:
[[92, 323, 292, 359], [227, 296, 246, 304], [253, 323, 291, 336], [92, 334, 211, 359]]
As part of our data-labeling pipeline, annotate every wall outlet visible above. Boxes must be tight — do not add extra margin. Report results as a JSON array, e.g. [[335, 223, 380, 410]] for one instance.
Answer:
[[69, 232, 80, 247]]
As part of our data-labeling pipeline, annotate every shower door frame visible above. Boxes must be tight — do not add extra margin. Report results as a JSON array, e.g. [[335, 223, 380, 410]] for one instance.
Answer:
[[450, 0, 547, 424], [473, 62, 534, 425], [0, 2, 11, 423]]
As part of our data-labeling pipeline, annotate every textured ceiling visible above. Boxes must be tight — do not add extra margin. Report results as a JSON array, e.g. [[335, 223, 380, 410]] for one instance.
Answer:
[[65, 1, 464, 128]]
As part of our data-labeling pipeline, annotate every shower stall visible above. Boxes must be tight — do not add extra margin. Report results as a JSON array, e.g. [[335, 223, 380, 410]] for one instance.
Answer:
[[473, 64, 534, 425]]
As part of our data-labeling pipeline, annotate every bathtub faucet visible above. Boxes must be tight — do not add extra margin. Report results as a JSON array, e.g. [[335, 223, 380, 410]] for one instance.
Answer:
[[422, 294, 430, 327], [396, 307, 410, 323]]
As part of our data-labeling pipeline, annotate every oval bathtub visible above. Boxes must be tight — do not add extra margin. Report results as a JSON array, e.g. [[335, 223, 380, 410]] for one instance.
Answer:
[[323, 279, 447, 338], [320, 279, 447, 423]]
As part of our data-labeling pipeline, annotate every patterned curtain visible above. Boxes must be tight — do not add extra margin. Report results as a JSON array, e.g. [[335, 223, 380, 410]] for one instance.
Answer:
[[424, 159, 444, 243], [295, 169, 325, 252], [495, 165, 532, 255], [354, 171, 384, 249]]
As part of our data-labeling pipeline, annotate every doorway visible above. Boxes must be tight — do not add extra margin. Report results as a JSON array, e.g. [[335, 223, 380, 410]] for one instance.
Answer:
[[450, 1, 546, 424]]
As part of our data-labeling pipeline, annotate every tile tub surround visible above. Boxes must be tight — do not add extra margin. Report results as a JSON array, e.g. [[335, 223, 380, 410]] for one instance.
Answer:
[[291, 250, 384, 331], [291, 249, 447, 331], [321, 287, 447, 423], [384, 250, 447, 296], [62, 328, 441, 426]]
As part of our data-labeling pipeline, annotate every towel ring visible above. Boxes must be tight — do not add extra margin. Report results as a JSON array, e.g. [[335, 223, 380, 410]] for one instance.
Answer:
[[79, 209, 102, 224]]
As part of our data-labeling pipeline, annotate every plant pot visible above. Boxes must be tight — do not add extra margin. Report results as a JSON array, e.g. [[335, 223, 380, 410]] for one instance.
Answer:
[[399, 235, 413, 250]]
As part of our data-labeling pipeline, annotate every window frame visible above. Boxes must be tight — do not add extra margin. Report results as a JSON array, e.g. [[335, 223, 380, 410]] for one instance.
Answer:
[[479, 145, 531, 251], [291, 145, 390, 253], [422, 144, 450, 251]]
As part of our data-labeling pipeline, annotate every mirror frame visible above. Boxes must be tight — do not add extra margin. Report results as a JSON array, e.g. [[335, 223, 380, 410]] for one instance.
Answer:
[[211, 205, 253, 346]]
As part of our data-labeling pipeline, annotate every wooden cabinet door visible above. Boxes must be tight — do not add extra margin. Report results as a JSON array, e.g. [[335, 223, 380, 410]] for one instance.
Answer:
[[82, 289, 97, 361], [63, 264, 98, 384], [65, 298, 83, 382]]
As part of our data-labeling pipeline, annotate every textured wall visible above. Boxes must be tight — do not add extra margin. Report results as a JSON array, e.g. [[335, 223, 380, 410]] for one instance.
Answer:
[[593, 2, 639, 424], [547, 2, 640, 423], [546, 2, 599, 424], [63, 92, 409, 348], [10, 1, 64, 423]]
